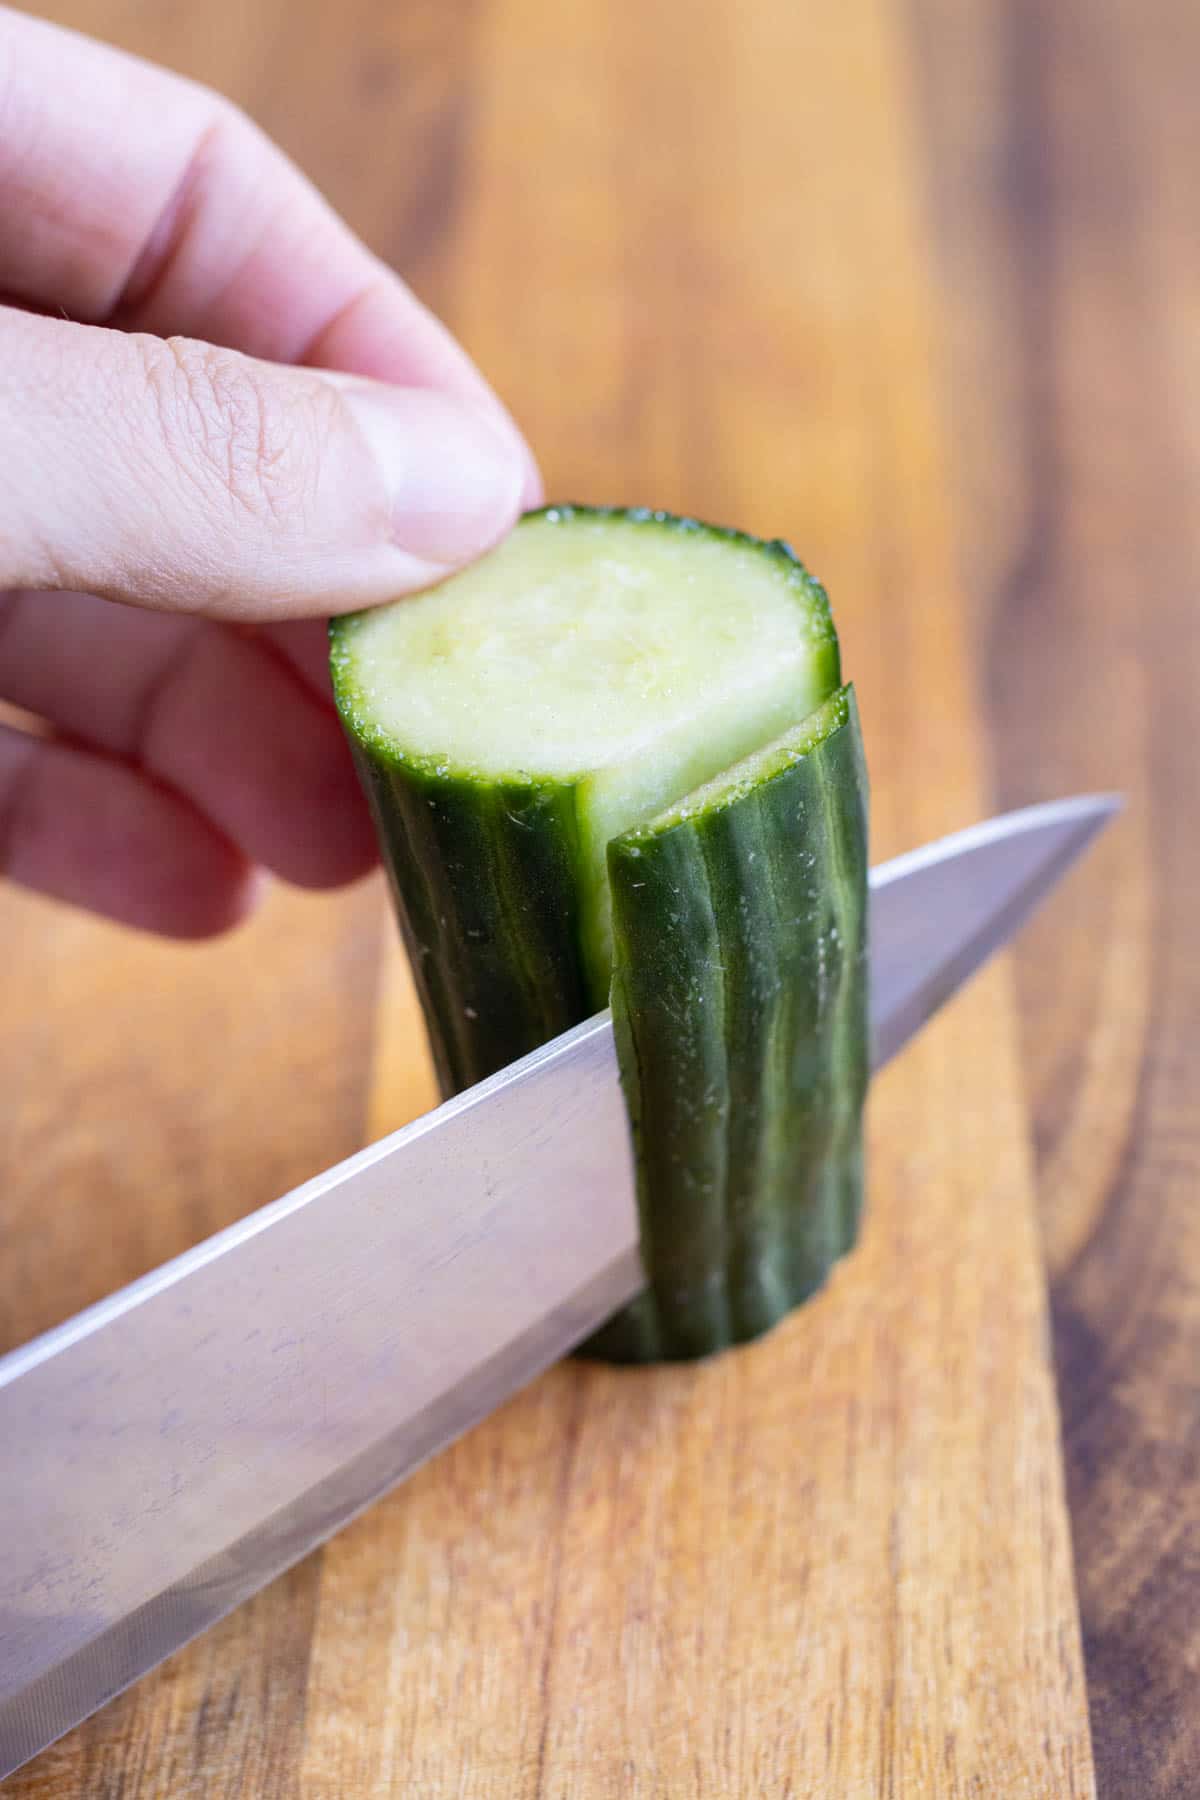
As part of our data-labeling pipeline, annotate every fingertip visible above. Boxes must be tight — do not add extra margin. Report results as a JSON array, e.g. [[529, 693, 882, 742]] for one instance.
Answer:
[[519, 447, 545, 512], [129, 831, 260, 941], [224, 863, 271, 929], [275, 800, 380, 892], [146, 866, 250, 940], [333, 384, 526, 571], [473, 389, 542, 512]]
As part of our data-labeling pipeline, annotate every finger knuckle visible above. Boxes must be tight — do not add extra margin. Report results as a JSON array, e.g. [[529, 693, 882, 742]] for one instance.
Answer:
[[135, 334, 330, 529]]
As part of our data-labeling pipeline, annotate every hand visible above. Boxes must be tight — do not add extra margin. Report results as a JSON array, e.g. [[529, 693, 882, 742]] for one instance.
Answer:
[[0, 7, 541, 937]]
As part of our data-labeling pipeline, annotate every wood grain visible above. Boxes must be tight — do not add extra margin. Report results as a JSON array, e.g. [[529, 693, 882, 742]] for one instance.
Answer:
[[7, 0, 1187, 1788], [906, 0, 1200, 1790]]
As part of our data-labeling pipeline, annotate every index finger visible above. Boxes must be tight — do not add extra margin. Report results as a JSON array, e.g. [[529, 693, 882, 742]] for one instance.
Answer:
[[0, 7, 539, 483]]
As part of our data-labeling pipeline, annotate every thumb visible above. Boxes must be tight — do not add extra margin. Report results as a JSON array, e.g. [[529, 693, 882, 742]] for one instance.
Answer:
[[0, 310, 534, 618]]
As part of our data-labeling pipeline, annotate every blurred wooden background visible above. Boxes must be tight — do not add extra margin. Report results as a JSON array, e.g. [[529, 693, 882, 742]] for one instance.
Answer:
[[4, 0, 1198, 1792]]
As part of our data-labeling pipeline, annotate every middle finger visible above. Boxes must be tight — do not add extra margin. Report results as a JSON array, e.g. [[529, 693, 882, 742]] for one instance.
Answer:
[[0, 590, 376, 888]]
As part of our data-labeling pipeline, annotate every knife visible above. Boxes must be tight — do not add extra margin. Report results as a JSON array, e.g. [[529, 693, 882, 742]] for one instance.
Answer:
[[0, 792, 1119, 1776]]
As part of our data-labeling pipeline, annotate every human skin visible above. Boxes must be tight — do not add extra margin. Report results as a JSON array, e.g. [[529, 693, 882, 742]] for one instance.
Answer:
[[0, 6, 542, 936]]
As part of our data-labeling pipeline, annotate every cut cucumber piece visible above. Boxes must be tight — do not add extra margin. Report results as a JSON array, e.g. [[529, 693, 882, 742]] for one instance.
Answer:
[[331, 504, 867, 1361], [590, 686, 869, 1361]]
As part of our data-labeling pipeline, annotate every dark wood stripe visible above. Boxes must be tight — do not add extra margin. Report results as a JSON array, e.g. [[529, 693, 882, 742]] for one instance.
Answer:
[[905, 0, 1200, 1788]]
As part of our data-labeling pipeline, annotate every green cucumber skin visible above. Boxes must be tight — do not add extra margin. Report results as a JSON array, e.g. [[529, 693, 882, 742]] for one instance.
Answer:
[[345, 745, 591, 1093], [586, 686, 869, 1363]]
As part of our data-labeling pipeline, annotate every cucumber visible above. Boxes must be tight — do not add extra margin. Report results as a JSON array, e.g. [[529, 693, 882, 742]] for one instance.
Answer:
[[590, 686, 868, 1361], [330, 505, 867, 1360]]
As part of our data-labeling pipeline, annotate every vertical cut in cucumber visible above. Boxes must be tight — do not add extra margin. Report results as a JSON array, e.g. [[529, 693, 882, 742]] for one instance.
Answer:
[[331, 504, 867, 1360]]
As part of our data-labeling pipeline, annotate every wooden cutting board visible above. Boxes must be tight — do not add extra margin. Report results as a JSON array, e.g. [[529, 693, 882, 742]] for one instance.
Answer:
[[4, 895, 1094, 1800], [10, 0, 1199, 1789]]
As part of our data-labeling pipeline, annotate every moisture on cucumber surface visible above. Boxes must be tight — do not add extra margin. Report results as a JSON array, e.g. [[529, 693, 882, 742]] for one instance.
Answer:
[[331, 505, 868, 1362]]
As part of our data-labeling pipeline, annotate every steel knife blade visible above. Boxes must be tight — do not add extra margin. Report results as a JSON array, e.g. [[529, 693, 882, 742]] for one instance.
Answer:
[[0, 792, 1119, 1776]]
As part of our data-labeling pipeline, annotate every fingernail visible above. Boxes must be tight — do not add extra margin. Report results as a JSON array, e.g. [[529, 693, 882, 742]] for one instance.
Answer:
[[338, 383, 527, 566], [480, 394, 545, 509], [518, 440, 545, 510]]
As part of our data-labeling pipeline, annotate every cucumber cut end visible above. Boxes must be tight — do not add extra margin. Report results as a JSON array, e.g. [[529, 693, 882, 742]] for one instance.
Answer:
[[614, 685, 857, 848], [329, 506, 838, 782]]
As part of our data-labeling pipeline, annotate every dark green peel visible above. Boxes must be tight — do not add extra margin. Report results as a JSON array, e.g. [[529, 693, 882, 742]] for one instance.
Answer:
[[348, 758, 589, 1093], [589, 687, 869, 1361]]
